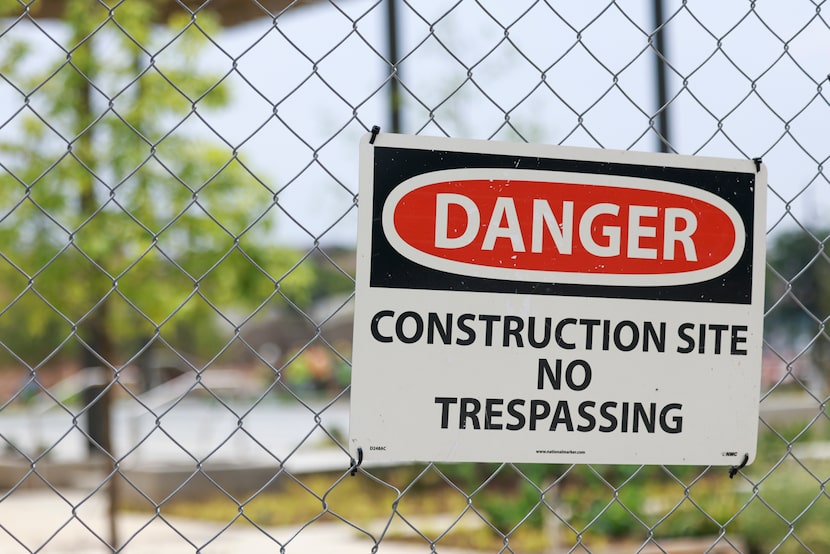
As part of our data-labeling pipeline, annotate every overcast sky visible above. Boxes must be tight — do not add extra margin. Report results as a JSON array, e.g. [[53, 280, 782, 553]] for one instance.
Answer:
[[201, 0, 829, 246], [2, 1, 828, 246]]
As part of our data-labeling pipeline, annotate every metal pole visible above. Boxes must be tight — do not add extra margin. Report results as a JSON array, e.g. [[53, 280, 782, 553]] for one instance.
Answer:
[[652, 0, 671, 152], [386, 0, 402, 133]]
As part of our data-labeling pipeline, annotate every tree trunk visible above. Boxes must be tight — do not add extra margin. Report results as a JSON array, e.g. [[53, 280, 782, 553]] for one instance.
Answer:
[[70, 10, 120, 547]]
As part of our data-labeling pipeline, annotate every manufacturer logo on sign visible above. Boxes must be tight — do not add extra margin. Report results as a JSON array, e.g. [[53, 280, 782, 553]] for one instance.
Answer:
[[381, 168, 745, 286]]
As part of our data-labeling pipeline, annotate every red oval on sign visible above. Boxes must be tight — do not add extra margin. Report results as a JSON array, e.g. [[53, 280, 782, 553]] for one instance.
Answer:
[[382, 170, 744, 286]]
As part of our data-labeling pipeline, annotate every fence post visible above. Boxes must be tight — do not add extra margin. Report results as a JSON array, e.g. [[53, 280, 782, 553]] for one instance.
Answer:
[[82, 382, 109, 456]]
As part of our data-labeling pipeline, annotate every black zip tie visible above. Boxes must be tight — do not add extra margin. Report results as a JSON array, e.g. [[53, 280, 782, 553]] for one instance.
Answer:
[[729, 453, 749, 479], [752, 157, 762, 172], [349, 447, 363, 476], [369, 125, 381, 144]]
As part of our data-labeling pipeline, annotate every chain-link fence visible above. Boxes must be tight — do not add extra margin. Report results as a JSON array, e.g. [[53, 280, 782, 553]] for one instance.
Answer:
[[0, 0, 828, 552]]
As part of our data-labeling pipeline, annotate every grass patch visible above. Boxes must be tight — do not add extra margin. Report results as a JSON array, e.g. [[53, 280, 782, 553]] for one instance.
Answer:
[[132, 422, 830, 552], [150, 468, 470, 530]]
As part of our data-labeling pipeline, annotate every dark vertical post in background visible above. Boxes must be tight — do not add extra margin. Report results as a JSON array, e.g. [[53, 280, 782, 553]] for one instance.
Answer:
[[81, 339, 118, 548], [386, 0, 402, 133], [652, 0, 671, 152]]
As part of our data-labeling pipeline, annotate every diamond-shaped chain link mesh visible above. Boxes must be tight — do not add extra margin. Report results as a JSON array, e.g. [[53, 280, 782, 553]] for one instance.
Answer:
[[0, 0, 828, 552]]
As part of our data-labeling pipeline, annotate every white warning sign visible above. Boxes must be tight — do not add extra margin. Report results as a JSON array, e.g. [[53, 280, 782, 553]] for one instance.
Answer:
[[349, 133, 766, 466]]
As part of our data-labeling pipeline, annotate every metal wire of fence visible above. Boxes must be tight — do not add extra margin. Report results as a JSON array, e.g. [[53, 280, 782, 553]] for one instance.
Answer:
[[0, 0, 828, 552]]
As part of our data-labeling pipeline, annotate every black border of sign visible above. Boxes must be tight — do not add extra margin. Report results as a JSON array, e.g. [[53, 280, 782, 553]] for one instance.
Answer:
[[369, 145, 757, 304]]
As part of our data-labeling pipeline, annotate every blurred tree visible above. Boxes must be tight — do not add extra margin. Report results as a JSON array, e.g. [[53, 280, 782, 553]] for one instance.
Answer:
[[0, 0, 314, 368], [765, 226, 830, 390]]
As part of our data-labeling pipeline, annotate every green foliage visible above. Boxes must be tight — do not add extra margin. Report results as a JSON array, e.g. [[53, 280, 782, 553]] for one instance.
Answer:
[[765, 226, 830, 384], [734, 464, 830, 554], [478, 478, 545, 533], [561, 477, 743, 540], [766, 227, 830, 326], [0, 1, 313, 365]]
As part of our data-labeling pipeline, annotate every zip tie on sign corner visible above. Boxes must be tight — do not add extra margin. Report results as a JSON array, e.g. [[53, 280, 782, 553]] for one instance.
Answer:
[[349, 447, 364, 477], [729, 453, 749, 479]]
